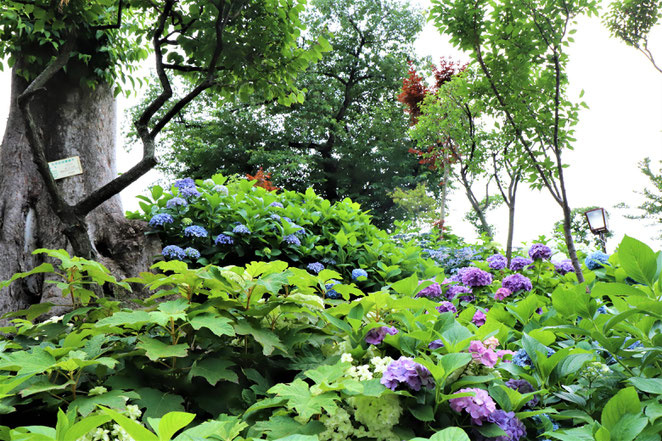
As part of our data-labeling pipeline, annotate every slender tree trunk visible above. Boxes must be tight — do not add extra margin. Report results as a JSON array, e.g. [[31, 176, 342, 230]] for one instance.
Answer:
[[505, 200, 516, 263], [0, 68, 160, 315], [439, 165, 450, 236], [460, 174, 493, 239]]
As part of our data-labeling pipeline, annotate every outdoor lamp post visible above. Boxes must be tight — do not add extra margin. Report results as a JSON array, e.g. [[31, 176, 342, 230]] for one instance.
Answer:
[[584, 208, 609, 253]]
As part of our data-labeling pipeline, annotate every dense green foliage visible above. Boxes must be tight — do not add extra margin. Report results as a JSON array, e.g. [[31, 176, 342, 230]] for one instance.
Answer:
[[139, 0, 432, 227], [618, 158, 662, 239], [0, 231, 661, 440]]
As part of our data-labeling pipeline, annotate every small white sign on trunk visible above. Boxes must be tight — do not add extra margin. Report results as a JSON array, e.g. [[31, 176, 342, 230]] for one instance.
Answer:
[[48, 156, 83, 180]]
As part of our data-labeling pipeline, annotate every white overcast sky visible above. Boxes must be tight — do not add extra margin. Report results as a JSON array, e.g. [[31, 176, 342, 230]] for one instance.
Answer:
[[0, 1, 661, 254]]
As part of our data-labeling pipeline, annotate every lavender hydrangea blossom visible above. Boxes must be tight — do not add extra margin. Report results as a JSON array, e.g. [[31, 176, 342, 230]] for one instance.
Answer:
[[416, 280, 443, 298], [505, 379, 538, 407], [435, 301, 457, 314], [184, 225, 208, 238], [449, 388, 497, 425], [380, 357, 434, 392], [446, 285, 472, 300], [269, 201, 284, 208], [501, 274, 533, 293], [174, 178, 195, 189], [215, 234, 234, 245], [487, 254, 507, 270], [472, 310, 487, 327], [529, 243, 552, 261], [233, 224, 251, 235], [306, 262, 325, 274], [494, 287, 512, 301], [213, 185, 228, 195], [149, 213, 174, 227], [429, 339, 445, 350], [554, 259, 574, 275], [365, 326, 398, 345], [509, 256, 533, 271], [162, 245, 187, 260], [282, 234, 300, 246], [461, 268, 493, 287], [166, 197, 187, 209]]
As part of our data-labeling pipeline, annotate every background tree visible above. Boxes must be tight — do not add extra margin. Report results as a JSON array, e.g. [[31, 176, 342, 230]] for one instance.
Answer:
[[144, 0, 430, 227], [390, 183, 442, 228], [0, 0, 319, 314], [617, 157, 662, 238], [605, 0, 662, 74], [431, 0, 598, 282], [552, 206, 615, 253]]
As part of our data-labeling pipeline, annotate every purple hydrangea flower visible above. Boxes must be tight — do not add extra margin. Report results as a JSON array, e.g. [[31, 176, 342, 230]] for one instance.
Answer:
[[459, 294, 475, 303], [505, 379, 539, 407], [269, 201, 284, 208], [184, 225, 208, 238], [461, 268, 493, 287], [307, 262, 325, 274], [509, 256, 533, 271], [487, 254, 507, 270], [449, 388, 497, 425], [446, 285, 473, 300], [180, 186, 201, 198], [233, 224, 251, 235], [292, 224, 306, 235], [365, 326, 398, 345], [174, 178, 195, 189], [494, 287, 512, 301], [184, 247, 201, 260], [270, 214, 281, 221], [475, 410, 527, 441], [380, 357, 434, 392], [429, 339, 445, 350], [149, 213, 174, 227], [352, 268, 368, 280], [166, 197, 187, 209], [416, 280, 443, 298], [554, 259, 574, 275], [162, 245, 186, 260], [283, 234, 301, 246], [529, 243, 552, 261], [435, 301, 457, 314], [502, 274, 533, 293], [472, 310, 487, 327], [215, 234, 234, 245]]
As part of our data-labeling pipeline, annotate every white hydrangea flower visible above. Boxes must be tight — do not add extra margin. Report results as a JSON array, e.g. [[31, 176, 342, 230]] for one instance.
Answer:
[[203, 178, 215, 186], [340, 353, 353, 363], [88, 386, 107, 396], [370, 356, 393, 374], [356, 365, 373, 381], [43, 315, 63, 324], [91, 427, 110, 441], [346, 366, 359, 379], [125, 404, 141, 420]]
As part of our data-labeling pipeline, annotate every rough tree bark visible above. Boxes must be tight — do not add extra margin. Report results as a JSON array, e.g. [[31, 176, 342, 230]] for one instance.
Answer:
[[0, 68, 160, 315]]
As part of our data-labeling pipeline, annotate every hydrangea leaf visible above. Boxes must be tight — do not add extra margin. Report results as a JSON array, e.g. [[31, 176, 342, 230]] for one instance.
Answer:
[[628, 377, 662, 394], [95, 310, 153, 328], [474, 423, 507, 438], [188, 313, 235, 337], [69, 390, 140, 417], [601, 387, 642, 431], [268, 379, 339, 422], [134, 387, 185, 421], [137, 337, 188, 361], [188, 357, 238, 386], [233, 321, 286, 356], [619, 235, 658, 286], [0, 347, 56, 375]]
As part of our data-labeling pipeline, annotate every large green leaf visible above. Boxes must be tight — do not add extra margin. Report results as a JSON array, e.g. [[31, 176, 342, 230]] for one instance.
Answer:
[[234, 321, 286, 356], [618, 235, 658, 286], [268, 379, 339, 422], [628, 377, 662, 394], [134, 387, 185, 421], [137, 337, 188, 361], [601, 387, 642, 431], [188, 313, 235, 337], [188, 357, 238, 386]]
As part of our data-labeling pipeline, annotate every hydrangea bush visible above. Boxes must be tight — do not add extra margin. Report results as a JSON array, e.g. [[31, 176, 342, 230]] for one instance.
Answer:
[[0, 222, 659, 440], [128, 174, 439, 292]]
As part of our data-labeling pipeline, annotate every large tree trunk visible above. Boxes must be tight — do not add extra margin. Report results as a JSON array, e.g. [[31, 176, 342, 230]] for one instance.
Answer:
[[0, 67, 160, 316]]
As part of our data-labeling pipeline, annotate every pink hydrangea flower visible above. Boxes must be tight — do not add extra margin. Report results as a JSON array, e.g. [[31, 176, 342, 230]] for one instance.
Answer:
[[469, 340, 499, 368], [494, 287, 512, 300]]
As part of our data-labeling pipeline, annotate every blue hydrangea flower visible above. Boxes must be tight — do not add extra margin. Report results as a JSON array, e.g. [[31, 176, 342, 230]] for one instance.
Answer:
[[325, 280, 341, 299], [352, 268, 368, 280], [149, 213, 174, 227], [215, 234, 234, 245], [585, 251, 610, 270], [474, 410, 526, 441], [322, 257, 337, 265], [184, 225, 208, 238], [292, 224, 306, 235], [512, 349, 532, 367], [179, 186, 201, 198], [166, 197, 187, 209], [270, 214, 281, 221], [307, 262, 325, 274], [233, 224, 251, 235], [162, 245, 186, 260], [269, 201, 284, 208], [597, 305, 608, 314], [429, 339, 445, 350], [283, 234, 301, 246], [174, 178, 195, 189], [174, 178, 200, 198], [184, 247, 201, 259]]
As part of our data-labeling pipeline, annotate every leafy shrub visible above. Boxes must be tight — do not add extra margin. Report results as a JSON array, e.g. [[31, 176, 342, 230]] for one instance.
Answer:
[[128, 174, 440, 291]]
